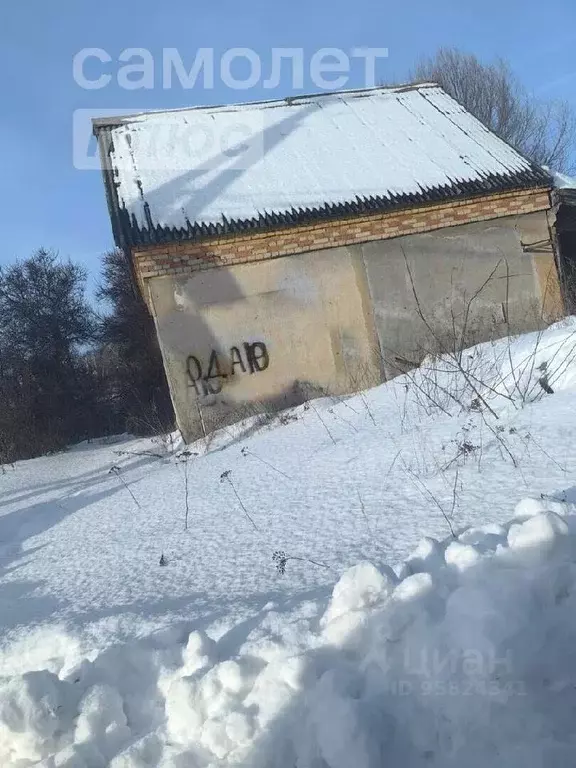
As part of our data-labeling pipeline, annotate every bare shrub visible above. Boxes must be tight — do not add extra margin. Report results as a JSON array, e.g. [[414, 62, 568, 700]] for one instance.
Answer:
[[381, 252, 575, 423]]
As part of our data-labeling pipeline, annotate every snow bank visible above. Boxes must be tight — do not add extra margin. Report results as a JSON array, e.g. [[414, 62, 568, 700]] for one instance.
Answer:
[[3, 321, 576, 765], [3, 497, 576, 766]]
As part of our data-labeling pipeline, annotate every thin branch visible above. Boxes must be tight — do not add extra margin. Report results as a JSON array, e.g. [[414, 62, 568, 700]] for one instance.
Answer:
[[309, 401, 337, 445], [272, 549, 334, 575], [241, 447, 292, 480], [220, 471, 259, 532], [402, 460, 456, 538], [450, 465, 460, 521], [402, 249, 500, 419], [184, 457, 190, 530], [109, 465, 141, 510]]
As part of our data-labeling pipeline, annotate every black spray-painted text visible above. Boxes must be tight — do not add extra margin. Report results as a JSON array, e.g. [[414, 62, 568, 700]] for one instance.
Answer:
[[187, 341, 270, 396]]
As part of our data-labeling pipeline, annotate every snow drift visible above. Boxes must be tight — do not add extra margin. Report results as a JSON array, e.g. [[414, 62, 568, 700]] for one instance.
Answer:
[[3, 320, 576, 765], [3, 496, 576, 767]]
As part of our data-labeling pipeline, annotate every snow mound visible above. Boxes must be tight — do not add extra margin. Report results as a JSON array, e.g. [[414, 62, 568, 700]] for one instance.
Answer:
[[3, 499, 576, 766], [4, 322, 576, 764]]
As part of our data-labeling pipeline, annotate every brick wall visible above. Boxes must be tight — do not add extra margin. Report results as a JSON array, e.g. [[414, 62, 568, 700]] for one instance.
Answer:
[[133, 188, 552, 285]]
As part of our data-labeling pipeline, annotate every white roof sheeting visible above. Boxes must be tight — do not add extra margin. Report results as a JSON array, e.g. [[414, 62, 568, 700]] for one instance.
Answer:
[[94, 84, 551, 246]]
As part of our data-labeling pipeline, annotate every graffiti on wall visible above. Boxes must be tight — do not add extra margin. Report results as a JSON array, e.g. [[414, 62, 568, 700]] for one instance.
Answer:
[[187, 341, 270, 396]]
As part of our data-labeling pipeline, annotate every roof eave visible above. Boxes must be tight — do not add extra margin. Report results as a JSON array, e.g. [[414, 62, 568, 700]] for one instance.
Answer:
[[95, 127, 130, 251], [123, 171, 553, 250]]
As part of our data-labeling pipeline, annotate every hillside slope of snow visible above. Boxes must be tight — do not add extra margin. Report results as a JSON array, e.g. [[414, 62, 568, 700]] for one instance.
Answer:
[[1, 320, 576, 765]]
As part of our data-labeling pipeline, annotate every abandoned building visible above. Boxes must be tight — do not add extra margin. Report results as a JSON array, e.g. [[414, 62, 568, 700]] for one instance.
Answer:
[[554, 176, 576, 315], [94, 83, 564, 441]]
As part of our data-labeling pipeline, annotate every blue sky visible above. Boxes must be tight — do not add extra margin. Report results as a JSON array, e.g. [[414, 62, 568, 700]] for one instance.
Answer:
[[1, 0, 576, 290]]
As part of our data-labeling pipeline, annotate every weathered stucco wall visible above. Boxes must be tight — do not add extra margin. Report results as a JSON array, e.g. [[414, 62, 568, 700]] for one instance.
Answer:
[[146, 246, 381, 441], [361, 210, 562, 376], [142, 206, 561, 442]]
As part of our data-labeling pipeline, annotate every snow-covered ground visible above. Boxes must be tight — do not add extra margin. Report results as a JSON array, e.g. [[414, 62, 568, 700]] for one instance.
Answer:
[[3, 320, 576, 766]]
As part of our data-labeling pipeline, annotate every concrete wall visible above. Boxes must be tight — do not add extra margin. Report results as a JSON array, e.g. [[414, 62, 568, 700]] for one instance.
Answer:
[[361, 211, 562, 377], [147, 246, 382, 441], [144, 209, 562, 441]]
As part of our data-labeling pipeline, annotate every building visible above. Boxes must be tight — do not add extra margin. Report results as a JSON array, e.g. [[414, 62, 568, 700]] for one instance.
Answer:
[[553, 174, 576, 314], [94, 84, 563, 441]]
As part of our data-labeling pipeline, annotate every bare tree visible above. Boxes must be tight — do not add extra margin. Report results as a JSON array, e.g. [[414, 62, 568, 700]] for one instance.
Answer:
[[411, 48, 575, 172]]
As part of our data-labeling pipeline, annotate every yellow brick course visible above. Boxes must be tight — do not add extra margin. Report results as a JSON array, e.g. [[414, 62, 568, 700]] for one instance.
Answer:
[[133, 188, 552, 284]]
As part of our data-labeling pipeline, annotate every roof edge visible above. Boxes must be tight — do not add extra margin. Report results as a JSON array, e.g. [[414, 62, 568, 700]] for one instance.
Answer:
[[122, 176, 552, 251], [92, 82, 440, 132]]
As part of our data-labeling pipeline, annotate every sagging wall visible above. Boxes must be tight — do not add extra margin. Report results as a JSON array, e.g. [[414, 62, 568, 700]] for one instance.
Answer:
[[138, 199, 561, 442], [146, 246, 382, 441]]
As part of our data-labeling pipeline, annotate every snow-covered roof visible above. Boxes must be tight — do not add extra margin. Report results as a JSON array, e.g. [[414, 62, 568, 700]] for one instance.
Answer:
[[94, 84, 551, 248]]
